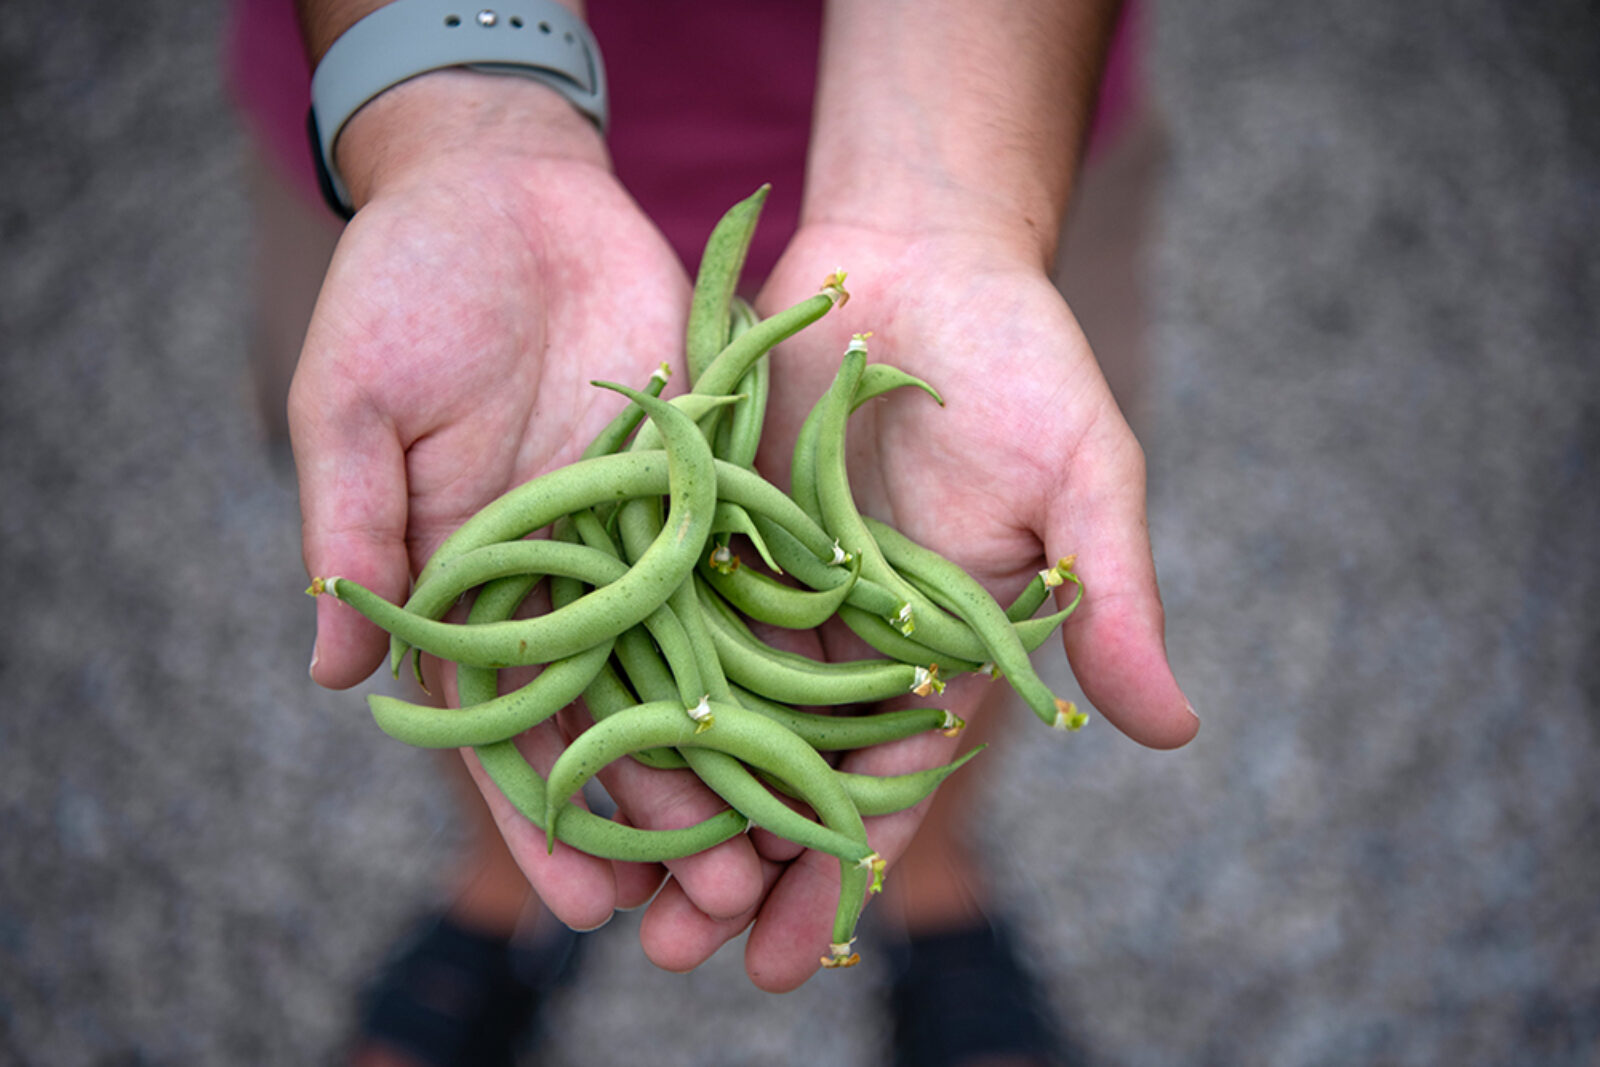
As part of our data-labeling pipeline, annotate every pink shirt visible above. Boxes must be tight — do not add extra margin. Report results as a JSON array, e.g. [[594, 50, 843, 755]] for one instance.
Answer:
[[225, 0, 1141, 284]]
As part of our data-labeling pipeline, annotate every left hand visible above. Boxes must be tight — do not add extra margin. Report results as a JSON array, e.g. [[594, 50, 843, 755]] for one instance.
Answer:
[[634, 221, 1199, 991]]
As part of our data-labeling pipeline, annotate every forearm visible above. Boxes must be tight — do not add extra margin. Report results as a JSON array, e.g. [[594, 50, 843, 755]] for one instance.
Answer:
[[805, 0, 1123, 263], [293, 0, 605, 212]]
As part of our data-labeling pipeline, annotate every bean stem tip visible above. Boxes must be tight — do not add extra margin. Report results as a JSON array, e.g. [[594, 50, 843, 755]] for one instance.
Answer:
[[858, 852, 887, 894], [821, 940, 861, 969], [911, 664, 945, 697], [821, 268, 851, 307], [1053, 700, 1089, 732]]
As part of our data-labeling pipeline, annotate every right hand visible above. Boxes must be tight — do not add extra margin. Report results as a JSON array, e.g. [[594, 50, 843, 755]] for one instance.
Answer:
[[289, 72, 766, 934]]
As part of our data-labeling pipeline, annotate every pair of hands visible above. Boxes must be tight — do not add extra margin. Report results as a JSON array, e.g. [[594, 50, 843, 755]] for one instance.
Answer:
[[290, 95, 1195, 991]]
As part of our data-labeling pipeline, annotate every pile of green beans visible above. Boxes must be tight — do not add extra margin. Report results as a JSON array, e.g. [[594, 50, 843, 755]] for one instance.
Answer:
[[308, 186, 1087, 970]]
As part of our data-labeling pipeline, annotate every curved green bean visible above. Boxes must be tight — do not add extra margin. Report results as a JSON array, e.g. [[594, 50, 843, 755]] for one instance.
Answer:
[[698, 579, 939, 706], [834, 603, 985, 677], [698, 553, 861, 631], [790, 343, 944, 526], [809, 347, 997, 661], [863, 516, 1085, 731], [367, 638, 612, 748], [454, 554, 745, 861], [764, 744, 986, 817], [314, 383, 717, 669], [473, 738, 748, 861], [686, 185, 768, 385], [543, 698, 881, 966], [729, 683, 964, 751]]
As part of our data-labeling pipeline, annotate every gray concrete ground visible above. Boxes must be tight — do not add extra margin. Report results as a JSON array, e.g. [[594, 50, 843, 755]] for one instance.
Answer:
[[3, 1, 1597, 1064]]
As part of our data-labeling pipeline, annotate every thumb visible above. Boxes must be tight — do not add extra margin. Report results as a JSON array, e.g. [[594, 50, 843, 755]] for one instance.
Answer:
[[289, 369, 412, 690], [1048, 418, 1198, 749]]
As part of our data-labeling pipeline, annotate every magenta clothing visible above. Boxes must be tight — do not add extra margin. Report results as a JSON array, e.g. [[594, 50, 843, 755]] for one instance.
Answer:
[[225, 0, 1141, 284]]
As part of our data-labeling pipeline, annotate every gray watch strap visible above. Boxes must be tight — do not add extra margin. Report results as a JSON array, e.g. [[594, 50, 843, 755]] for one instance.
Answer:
[[310, 0, 607, 213]]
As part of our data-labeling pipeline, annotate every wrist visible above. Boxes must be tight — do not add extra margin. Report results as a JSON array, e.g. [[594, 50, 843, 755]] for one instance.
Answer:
[[336, 68, 609, 210], [798, 166, 1063, 269], [799, 0, 1121, 267]]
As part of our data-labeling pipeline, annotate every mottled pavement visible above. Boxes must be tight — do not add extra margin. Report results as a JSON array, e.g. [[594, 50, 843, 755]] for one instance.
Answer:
[[2, 2, 1596, 1064]]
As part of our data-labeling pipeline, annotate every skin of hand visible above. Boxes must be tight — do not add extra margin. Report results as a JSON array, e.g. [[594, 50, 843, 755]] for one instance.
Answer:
[[630, 221, 1199, 993], [289, 71, 769, 934]]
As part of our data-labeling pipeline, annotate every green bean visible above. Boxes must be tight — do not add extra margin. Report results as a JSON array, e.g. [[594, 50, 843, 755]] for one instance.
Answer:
[[315, 383, 717, 669], [745, 514, 913, 626], [544, 700, 870, 865], [630, 276, 847, 454], [698, 579, 941, 706], [387, 449, 824, 672], [453, 554, 744, 861], [712, 354, 770, 468], [1003, 557, 1069, 622], [554, 511, 690, 769], [863, 517, 1086, 731], [583, 362, 672, 459], [640, 575, 899, 956], [367, 638, 613, 748], [686, 185, 768, 385], [787, 384, 830, 526], [402, 356, 657, 682], [715, 464, 847, 566], [790, 343, 944, 526], [613, 469, 734, 705], [728, 294, 759, 339], [542, 698, 882, 966], [765, 744, 986, 817], [411, 454, 661, 590], [473, 738, 748, 861], [410, 391, 735, 591], [834, 603, 985, 676], [386, 535, 618, 683], [402, 539, 628, 624], [694, 274, 847, 401], [895, 561, 1084, 655], [698, 553, 862, 630], [852, 361, 944, 409], [729, 683, 964, 751], [710, 294, 769, 473], [615, 561, 889, 928], [595, 636, 689, 771], [808, 346, 998, 661], [709, 501, 781, 573]]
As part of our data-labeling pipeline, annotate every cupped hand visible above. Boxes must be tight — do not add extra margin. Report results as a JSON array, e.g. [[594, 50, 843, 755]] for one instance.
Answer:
[[652, 221, 1200, 991], [289, 84, 767, 935]]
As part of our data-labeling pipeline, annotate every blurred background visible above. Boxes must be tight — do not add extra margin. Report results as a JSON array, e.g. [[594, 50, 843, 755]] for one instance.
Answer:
[[2, 1, 1596, 1064]]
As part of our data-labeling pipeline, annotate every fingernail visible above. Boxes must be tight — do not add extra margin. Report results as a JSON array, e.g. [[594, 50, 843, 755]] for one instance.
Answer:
[[1185, 699, 1200, 721], [309, 639, 320, 680]]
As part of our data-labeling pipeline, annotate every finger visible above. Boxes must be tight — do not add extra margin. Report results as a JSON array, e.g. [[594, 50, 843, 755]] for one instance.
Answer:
[[1049, 416, 1198, 749], [741, 848, 845, 993], [289, 362, 412, 690], [638, 861, 784, 973], [460, 733, 619, 932], [734, 723, 963, 994], [607, 811, 670, 911], [749, 824, 806, 864], [591, 746, 767, 922]]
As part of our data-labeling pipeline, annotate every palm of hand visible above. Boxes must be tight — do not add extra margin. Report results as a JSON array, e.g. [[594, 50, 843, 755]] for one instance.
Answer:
[[757, 225, 1124, 610], [691, 225, 1169, 991], [293, 160, 689, 582]]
